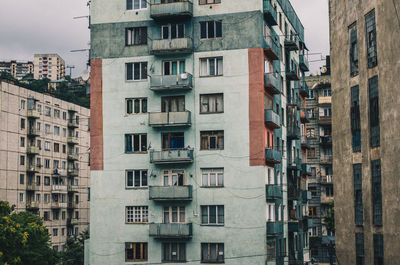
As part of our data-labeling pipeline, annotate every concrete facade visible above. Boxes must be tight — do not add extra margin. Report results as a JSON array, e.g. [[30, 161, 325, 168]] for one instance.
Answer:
[[330, 0, 400, 264], [33, 54, 65, 81], [88, 1, 311, 264], [0, 80, 90, 251], [0, 61, 34, 80]]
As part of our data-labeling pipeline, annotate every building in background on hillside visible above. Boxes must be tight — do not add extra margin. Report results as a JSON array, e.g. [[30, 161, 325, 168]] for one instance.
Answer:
[[33, 54, 65, 81], [0, 60, 34, 80]]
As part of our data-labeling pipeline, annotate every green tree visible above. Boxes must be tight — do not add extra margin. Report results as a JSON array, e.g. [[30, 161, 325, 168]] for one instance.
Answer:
[[323, 200, 335, 233], [60, 230, 89, 265], [0, 201, 58, 265]]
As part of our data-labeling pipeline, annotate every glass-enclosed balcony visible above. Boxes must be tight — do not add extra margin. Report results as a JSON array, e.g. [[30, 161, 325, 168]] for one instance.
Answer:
[[263, 29, 280, 60], [264, 109, 280, 129], [149, 185, 192, 201], [149, 223, 193, 239], [67, 119, 79, 128], [27, 146, 39, 155], [150, 0, 193, 20], [151, 38, 193, 55], [265, 149, 282, 164], [150, 73, 193, 92], [263, 0, 278, 26], [150, 148, 194, 164], [299, 54, 309, 72], [67, 136, 79, 145], [264, 73, 281, 95], [27, 109, 40, 119], [67, 153, 79, 161], [149, 111, 191, 127], [266, 184, 283, 199], [266, 221, 283, 236]]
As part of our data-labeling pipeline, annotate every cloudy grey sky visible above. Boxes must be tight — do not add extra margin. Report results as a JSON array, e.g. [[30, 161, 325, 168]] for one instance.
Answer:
[[0, 0, 329, 77]]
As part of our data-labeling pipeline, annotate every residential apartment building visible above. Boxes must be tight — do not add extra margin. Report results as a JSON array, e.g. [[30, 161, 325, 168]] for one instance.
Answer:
[[0, 60, 34, 80], [0, 79, 90, 251], [88, 0, 311, 264], [305, 71, 335, 264], [33, 54, 65, 81], [330, 0, 400, 264]]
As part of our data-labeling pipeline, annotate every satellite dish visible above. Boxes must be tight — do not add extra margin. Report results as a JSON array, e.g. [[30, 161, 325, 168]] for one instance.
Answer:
[[321, 67, 328, 74], [81, 69, 90, 81]]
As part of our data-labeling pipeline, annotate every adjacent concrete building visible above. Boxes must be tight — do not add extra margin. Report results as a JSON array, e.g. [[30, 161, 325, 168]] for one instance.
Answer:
[[33, 54, 65, 81], [0, 60, 34, 80], [330, 0, 400, 264], [88, 0, 311, 264], [0, 79, 90, 251]]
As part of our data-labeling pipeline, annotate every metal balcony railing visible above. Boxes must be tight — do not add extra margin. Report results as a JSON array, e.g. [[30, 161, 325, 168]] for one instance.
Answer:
[[265, 149, 282, 164], [151, 38, 193, 55], [150, 73, 193, 92], [299, 54, 309, 72], [264, 109, 281, 129], [266, 184, 283, 199], [150, 0, 193, 20], [150, 148, 194, 164], [264, 72, 281, 95], [263, 0, 278, 26], [27, 109, 40, 119], [263, 30, 280, 60], [148, 111, 191, 127], [149, 223, 193, 238], [266, 221, 283, 235]]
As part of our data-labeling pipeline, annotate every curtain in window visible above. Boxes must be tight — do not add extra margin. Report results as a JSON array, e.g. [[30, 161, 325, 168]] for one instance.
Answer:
[[200, 59, 207, 76], [201, 206, 208, 223], [217, 58, 223, 75], [125, 135, 132, 152], [209, 96, 216, 112], [209, 59, 215, 76]]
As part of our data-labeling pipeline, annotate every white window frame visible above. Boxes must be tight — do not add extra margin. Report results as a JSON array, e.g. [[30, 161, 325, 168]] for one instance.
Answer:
[[44, 141, 51, 151], [200, 57, 223, 77], [163, 206, 185, 224], [126, 170, 148, 188], [163, 169, 185, 186], [201, 205, 224, 225], [266, 203, 275, 221], [126, 62, 147, 81], [201, 168, 224, 187], [126, 0, 147, 10], [126, 27, 147, 46], [126, 98, 147, 115], [126, 206, 148, 223]]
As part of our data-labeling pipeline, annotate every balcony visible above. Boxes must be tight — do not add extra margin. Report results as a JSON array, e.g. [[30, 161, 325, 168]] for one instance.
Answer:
[[320, 155, 333, 164], [299, 55, 309, 72], [27, 127, 40, 137], [286, 66, 300, 80], [150, 0, 193, 20], [69, 218, 79, 225], [287, 125, 300, 140], [149, 223, 192, 239], [318, 96, 332, 105], [266, 221, 283, 236], [26, 201, 39, 209], [67, 184, 79, 193], [263, 0, 278, 26], [67, 153, 79, 161], [265, 149, 282, 164], [27, 109, 40, 119], [67, 168, 79, 176], [26, 183, 39, 191], [149, 185, 192, 201], [67, 136, 79, 145], [288, 158, 302, 170], [299, 82, 309, 98], [151, 38, 193, 55], [318, 116, 332, 125], [300, 136, 310, 149], [301, 163, 311, 176], [265, 184, 282, 200], [288, 220, 301, 232], [150, 148, 194, 164], [284, 36, 300, 51], [264, 109, 280, 129], [263, 31, 280, 60], [150, 73, 193, 92], [320, 194, 334, 204], [52, 185, 67, 193], [264, 73, 281, 95], [67, 120, 79, 128], [301, 190, 311, 202], [320, 136, 332, 145], [302, 217, 313, 231], [320, 175, 333, 184], [27, 146, 39, 155], [68, 202, 78, 209], [51, 202, 67, 208], [26, 163, 40, 173], [149, 111, 191, 127]]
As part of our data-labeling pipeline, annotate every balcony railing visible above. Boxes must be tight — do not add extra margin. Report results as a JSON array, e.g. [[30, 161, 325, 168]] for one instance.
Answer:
[[321, 175, 333, 184], [264, 109, 280, 129], [26, 163, 41, 173], [150, 0, 193, 20], [150, 148, 194, 164], [286, 65, 300, 80], [265, 149, 282, 164], [151, 38, 193, 55], [320, 194, 334, 204], [27, 146, 40, 155], [320, 155, 333, 164], [149, 185, 192, 201], [320, 136, 332, 145], [318, 96, 332, 105], [149, 111, 191, 127], [67, 153, 79, 160], [67, 168, 79, 176], [300, 136, 310, 149], [263, 30, 280, 60], [287, 125, 300, 140], [27, 109, 40, 119], [299, 54, 309, 72], [67, 136, 79, 145], [67, 120, 79, 128], [284, 35, 300, 51], [288, 157, 302, 170], [26, 183, 39, 191], [149, 223, 192, 238], [28, 127, 40, 136], [150, 73, 193, 92], [266, 184, 283, 199], [318, 116, 332, 124], [266, 221, 283, 236], [301, 163, 311, 175], [52, 185, 67, 193], [51, 202, 67, 208], [264, 73, 281, 95], [68, 202, 79, 208], [26, 201, 39, 209], [288, 220, 300, 232], [263, 0, 278, 26], [69, 218, 79, 225], [67, 184, 79, 193]]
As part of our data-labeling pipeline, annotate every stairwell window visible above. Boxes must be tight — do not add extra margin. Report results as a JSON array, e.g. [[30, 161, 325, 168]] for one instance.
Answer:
[[201, 205, 224, 225], [201, 168, 224, 187], [200, 131, 224, 150], [126, 62, 147, 81], [200, 57, 223, 77], [200, 21, 222, 39], [126, 170, 148, 188], [369, 76, 380, 147], [200, 94, 224, 113], [365, 9, 377, 68], [126, 98, 147, 114], [201, 243, 224, 263], [125, 242, 148, 262], [126, 0, 147, 10], [349, 22, 359, 77], [125, 134, 147, 153], [126, 27, 147, 46], [126, 206, 148, 223]]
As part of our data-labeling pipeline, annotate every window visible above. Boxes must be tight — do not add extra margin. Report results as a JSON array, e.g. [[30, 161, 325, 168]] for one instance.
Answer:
[[126, 62, 147, 81], [351, 86, 361, 152], [62, 145, 66, 153], [163, 243, 186, 262], [45, 141, 51, 151], [200, 57, 223, 76], [371, 159, 382, 226], [126, 0, 147, 10], [200, 131, 224, 150], [161, 96, 185, 112], [20, 155, 25, 166], [44, 194, 50, 203], [44, 211, 50, 221], [54, 126, 60, 136], [20, 174, 24, 184], [36, 194, 40, 202], [163, 60, 185, 75], [199, 0, 221, 4], [373, 234, 383, 265], [126, 27, 147, 45], [45, 124, 51, 134], [162, 132, 184, 150], [356, 233, 365, 265], [20, 137, 25, 147], [201, 168, 224, 187], [200, 21, 222, 39], [200, 94, 223, 113], [126, 206, 148, 223], [45, 159, 50, 169], [19, 193, 24, 202], [125, 242, 148, 262], [369, 76, 380, 147], [349, 22, 359, 76], [21, 99, 25, 109], [201, 243, 224, 263], [163, 169, 185, 186], [307, 128, 315, 138], [54, 143, 59, 153], [126, 98, 147, 114], [201, 205, 224, 225], [20, 118, 25, 129], [44, 177, 50, 186], [353, 164, 363, 226], [54, 109, 60, 118], [53, 211, 59, 220], [365, 10, 377, 68], [308, 206, 317, 217], [44, 106, 51, 116], [126, 170, 148, 188], [36, 176, 41, 185], [125, 134, 147, 153], [163, 206, 185, 223], [62, 111, 66, 120], [161, 24, 185, 39], [323, 89, 331, 96]]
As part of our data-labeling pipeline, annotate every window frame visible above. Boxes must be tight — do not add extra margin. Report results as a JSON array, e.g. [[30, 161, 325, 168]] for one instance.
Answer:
[[199, 0, 221, 4], [200, 57, 223, 77], [163, 206, 186, 224], [125, 133, 147, 153], [126, 98, 147, 115], [200, 93, 224, 114], [200, 20, 222, 39], [125, 27, 148, 46], [201, 205, 224, 225], [125, 242, 148, 262], [201, 243, 225, 263], [200, 131, 224, 150], [201, 168, 224, 187], [126, 62, 148, 81], [126, 0, 147, 10], [126, 169, 148, 189], [125, 206, 149, 224], [162, 243, 186, 262]]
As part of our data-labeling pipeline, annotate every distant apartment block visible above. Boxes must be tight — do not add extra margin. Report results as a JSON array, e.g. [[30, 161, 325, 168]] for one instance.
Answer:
[[33, 54, 65, 81], [0, 80, 90, 251], [0, 60, 34, 80]]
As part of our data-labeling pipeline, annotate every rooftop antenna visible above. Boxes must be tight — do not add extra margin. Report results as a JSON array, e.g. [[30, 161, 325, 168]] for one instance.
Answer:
[[67, 65, 75, 77]]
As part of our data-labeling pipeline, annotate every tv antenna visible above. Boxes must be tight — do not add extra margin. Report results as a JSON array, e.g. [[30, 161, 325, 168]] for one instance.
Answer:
[[66, 65, 75, 77]]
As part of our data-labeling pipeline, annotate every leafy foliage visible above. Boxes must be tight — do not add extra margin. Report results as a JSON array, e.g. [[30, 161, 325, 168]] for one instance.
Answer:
[[60, 230, 89, 265], [323, 200, 335, 233]]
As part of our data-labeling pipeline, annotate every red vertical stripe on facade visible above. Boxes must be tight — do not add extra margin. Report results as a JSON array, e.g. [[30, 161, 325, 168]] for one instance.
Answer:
[[90, 59, 104, 170], [249, 48, 266, 166]]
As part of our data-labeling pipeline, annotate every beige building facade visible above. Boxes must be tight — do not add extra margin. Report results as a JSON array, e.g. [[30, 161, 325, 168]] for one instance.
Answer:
[[34, 54, 65, 81], [0, 60, 34, 80], [330, 0, 400, 264], [0, 79, 90, 251]]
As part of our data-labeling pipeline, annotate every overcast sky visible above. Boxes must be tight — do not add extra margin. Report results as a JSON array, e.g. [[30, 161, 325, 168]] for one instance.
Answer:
[[0, 0, 329, 77]]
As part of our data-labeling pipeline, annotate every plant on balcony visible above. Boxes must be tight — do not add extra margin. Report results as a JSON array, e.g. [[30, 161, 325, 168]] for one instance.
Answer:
[[323, 200, 335, 233]]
